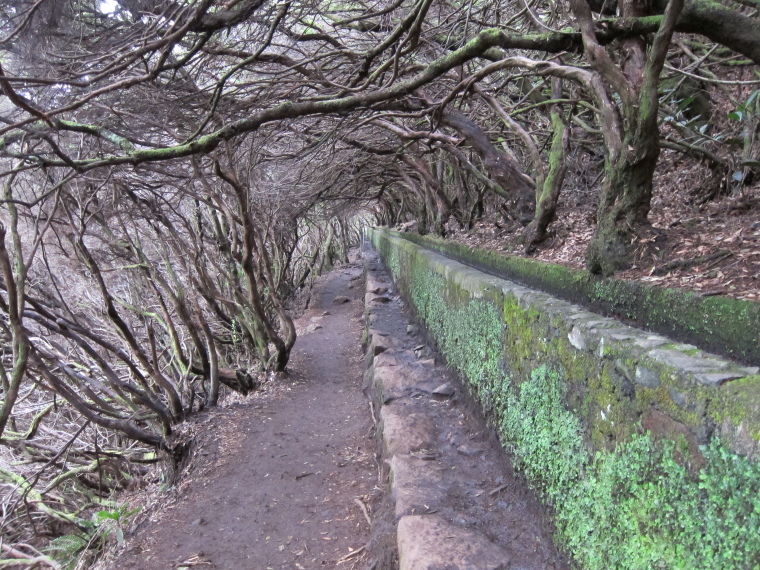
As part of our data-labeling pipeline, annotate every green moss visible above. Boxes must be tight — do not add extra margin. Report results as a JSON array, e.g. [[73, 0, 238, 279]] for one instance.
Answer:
[[501, 366, 760, 570], [712, 375, 760, 441], [385, 229, 760, 365], [370, 228, 760, 569]]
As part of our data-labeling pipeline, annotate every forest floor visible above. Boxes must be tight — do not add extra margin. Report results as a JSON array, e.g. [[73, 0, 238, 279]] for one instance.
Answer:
[[98, 247, 567, 570], [445, 151, 760, 302], [102, 257, 379, 569]]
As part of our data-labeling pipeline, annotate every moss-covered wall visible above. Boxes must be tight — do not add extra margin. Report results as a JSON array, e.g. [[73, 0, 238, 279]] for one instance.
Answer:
[[369, 228, 760, 570], [388, 230, 760, 366]]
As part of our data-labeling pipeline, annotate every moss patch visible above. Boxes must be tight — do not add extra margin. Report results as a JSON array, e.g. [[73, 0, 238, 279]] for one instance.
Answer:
[[502, 367, 760, 570], [387, 230, 760, 366], [370, 228, 760, 569]]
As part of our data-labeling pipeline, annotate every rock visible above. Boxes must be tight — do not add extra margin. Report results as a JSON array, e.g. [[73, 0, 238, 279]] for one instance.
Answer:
[[333, 296, 350, 305], [634, 337, 669, 349], [372, 296, 392, 304], [390, 456, 447, 519], [397, 514, 511, 570], [635, 366, 661, 388], [370, 286, 389, 295], [647, 349, 726, 371], [669, 388, 688, 408], [406, 324, 419, 336], [567, 326, 586, 351], [374, 351, 400, 369], [374, 365, 427, 401], [413, 344, 430, 358], [432, 383, 455, 397], [597, 337, 606, 358], [381, 409, 438, 457], [694, 371, 748, 386], [303, 323, 323, 334], [322, 311, 330, 316], [370, 333, 393, 356], [457, 444, 483, 457], [610, 333, 635, 341]]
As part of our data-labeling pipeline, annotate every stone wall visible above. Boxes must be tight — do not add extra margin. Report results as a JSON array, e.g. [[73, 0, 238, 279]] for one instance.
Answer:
[[395, 231, 760, 366], [368, 228, 760, 569]]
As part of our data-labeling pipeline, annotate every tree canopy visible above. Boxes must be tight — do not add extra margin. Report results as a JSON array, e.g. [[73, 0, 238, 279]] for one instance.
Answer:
[[0, 0, 758, 564]]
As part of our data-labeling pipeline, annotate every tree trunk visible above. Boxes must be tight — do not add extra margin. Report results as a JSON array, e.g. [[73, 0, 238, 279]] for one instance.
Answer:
[[586, 0, 684, 275], [523, 110, 569, 251], [578, 0, 684, 275], [585, 133, 660, 275]]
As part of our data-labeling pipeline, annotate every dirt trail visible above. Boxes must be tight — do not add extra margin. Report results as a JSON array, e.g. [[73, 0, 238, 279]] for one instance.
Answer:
[[107, 249, 568, 570], [109, 259, 377, 569]]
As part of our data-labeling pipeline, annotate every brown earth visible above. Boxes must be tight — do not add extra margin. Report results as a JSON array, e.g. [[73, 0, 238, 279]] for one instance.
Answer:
[[98, 249, 569, 570], [444, 149, 760, 302], [104, 260, 378, 569]]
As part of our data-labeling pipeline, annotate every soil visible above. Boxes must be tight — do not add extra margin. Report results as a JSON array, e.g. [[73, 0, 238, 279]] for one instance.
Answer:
[[100, 249, 569, 570], [443, 149, 760, 302], [105, 259, 378, 569]]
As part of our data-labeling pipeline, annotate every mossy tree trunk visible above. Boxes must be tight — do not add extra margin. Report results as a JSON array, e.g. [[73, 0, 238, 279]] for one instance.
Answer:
[[584, 126, 661, 274], [571, 0, 685, 275], [523, 110, 570, 251]]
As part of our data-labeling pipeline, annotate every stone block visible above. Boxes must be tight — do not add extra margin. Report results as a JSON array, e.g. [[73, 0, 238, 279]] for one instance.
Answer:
[[635, 366, 661, 389], [374, 365, 427, 402], [647, 349, 726, 372], [694, 371, 748, 386], [567, 326, 586, 351], [390, 456, 447, 519], [397, 514, 510, 570], [381, 408, 438, 457]]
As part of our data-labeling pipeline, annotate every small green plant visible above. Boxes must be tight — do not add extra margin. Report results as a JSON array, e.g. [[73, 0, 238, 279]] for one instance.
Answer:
[[46, 503, 141, 568], [727, 89, 759, 123], [44, 534, 89, 570], [88, 503, 140, 547], [499, 365, 587, 503]]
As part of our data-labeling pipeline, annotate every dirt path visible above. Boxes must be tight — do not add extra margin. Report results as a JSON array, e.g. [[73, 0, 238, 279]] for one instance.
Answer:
[[109, 260, 377, 569]]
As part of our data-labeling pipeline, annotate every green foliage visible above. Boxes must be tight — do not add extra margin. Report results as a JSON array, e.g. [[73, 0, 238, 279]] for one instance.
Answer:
[[727, 90, 759, 123], [88, 503, 140, 546], [405, 257, 501, 405], [45, 504, 141, 568], [372, 229, 760, 569], [498, 366, 587, 502], [44, 534, 89, 570], [498, 366, 760, 570]]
